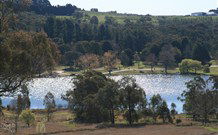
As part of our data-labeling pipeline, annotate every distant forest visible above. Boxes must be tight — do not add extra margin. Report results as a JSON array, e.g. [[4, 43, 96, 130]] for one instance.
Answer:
[[30, 0, 78, 15], [19, 0, 218, 67]]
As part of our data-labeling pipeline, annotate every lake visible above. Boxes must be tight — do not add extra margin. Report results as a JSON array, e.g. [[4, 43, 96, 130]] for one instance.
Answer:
[[2, 74, 209, 113]]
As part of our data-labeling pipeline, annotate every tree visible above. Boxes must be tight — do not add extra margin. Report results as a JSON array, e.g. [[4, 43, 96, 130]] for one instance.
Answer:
[[192, 44, 211, 64], [103, 51, 120, 75], [98, 79, 120, 124], [159, 44, 176, 74], [145, 53, 157, 72], [0, 31, 59, 96], [44, 92, 56, 121], [134, 52, 141, 69], [170, 103, 177, 119], [179, 59, 202, 74], [15, 94, 23, 132], [119, 77, 146, 125], [215, 52, 218, 61], [120, 49, 134, 67], [76, 54, 100, 70], [180, 76, 218, 125], [20, 84, 31, 109], [0, 98, 3, 116], [63, 51, 81, 66], [90, 16, 99, 25], [158, 101, 171, 123], [150, 94, 162, 122], [0, 0, 31, 33], [20, 110, 35, 127], [63, 70, 110, 123]]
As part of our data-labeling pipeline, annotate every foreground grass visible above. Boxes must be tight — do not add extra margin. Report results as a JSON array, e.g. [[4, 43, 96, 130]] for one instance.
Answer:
[[2, 109, 218, 134], [203, 126, 218, 132]]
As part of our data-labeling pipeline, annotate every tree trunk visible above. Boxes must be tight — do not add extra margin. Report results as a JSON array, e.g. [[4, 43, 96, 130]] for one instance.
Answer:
[[165, 65, 168, 74], [0, 107, 4, 116], [128, 106, 132, 126], [110, 109, 115, 124], [108, 70, 112, 76], [15, 114, 18, 133]]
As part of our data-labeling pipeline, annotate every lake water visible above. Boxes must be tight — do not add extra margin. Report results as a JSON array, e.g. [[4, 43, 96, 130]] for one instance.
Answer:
[[2, 74, 209, 113]]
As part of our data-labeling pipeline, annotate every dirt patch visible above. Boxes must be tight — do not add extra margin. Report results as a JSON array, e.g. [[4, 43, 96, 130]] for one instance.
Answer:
[[57, 125, 217, 135]]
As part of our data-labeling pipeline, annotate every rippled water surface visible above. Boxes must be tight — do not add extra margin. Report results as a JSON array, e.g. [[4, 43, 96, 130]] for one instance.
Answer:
[[2, 74, 209, 113]]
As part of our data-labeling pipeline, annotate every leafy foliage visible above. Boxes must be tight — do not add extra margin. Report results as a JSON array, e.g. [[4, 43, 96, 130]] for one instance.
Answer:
[[180, 76, 218, 124], [20, 110, 35, 127], [0, 31, 60, 96], [179, 59, 202, 74]]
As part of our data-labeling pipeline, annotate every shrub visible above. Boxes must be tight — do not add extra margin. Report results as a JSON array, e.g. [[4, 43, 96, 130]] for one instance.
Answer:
[[203, 65, 210, 73], [20, 110, 35, 127], [179, 59, 201, 74], [36, 122, 46, 134], [176, 119, 182, 125]]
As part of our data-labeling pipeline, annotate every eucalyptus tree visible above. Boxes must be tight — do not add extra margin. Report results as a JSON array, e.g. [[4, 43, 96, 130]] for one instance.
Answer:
[[180, 76, 218, 125], [0, 31, 59, 96], [98, 79, 120, 124], [44, 92, 56, 121], [119, 77, 146, 126], [150, 94, 163, 122]]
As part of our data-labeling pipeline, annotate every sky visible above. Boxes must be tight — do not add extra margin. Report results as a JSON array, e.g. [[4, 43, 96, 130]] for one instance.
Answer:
[[49, 0, 218, 16]]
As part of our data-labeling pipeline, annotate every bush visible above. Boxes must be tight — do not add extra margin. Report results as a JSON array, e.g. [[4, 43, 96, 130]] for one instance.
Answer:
[[179, 59, 201, 74], [36, 122, 46, 134], [20, 110, 35, 127], [203, 65, 210, 73], [176, 119, 182, 125]]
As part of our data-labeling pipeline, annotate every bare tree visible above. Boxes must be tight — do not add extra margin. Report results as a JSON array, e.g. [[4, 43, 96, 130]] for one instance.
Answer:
[[103, 51, 120, 75], [76, 53, 100, 70], [159, 44, 176, 74], [134, 52, 141, 69], [146, 53, 157, 72]]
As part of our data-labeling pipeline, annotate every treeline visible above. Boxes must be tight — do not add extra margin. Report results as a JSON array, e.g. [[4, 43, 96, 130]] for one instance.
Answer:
[[44, 15, 217, 68], [30, 0, 78, 15]]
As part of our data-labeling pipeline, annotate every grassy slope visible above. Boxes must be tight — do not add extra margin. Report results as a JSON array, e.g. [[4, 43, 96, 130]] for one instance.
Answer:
[[57, 11, 218, 24]]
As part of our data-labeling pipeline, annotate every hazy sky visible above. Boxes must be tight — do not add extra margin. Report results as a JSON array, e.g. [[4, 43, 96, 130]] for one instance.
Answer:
[[49, 0, 218, 15]]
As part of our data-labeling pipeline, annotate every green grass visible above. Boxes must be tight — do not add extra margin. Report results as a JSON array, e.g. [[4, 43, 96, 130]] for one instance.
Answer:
[[56, 12, 218, 25], [55, 60, 218, 76], [203, 126, 218, 132], [82, 11, 141, 24]]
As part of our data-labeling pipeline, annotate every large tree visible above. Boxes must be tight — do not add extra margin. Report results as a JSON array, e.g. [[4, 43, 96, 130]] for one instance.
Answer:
[[63, 70, 110, 123], [103, 51, 120, 75], [159, 44, 176, 74], [180, 76, 218, 124], [0, 31, 59, 96], [98, 79, 120, 124], [76, 53, 99, 70], [119, 77, 146, 126]]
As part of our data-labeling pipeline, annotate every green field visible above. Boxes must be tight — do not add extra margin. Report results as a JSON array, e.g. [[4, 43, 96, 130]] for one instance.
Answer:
[[56, 11, 218, 25]]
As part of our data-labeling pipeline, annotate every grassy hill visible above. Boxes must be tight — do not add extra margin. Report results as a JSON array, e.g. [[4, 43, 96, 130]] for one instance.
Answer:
[[56, 10, 218, 25]]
